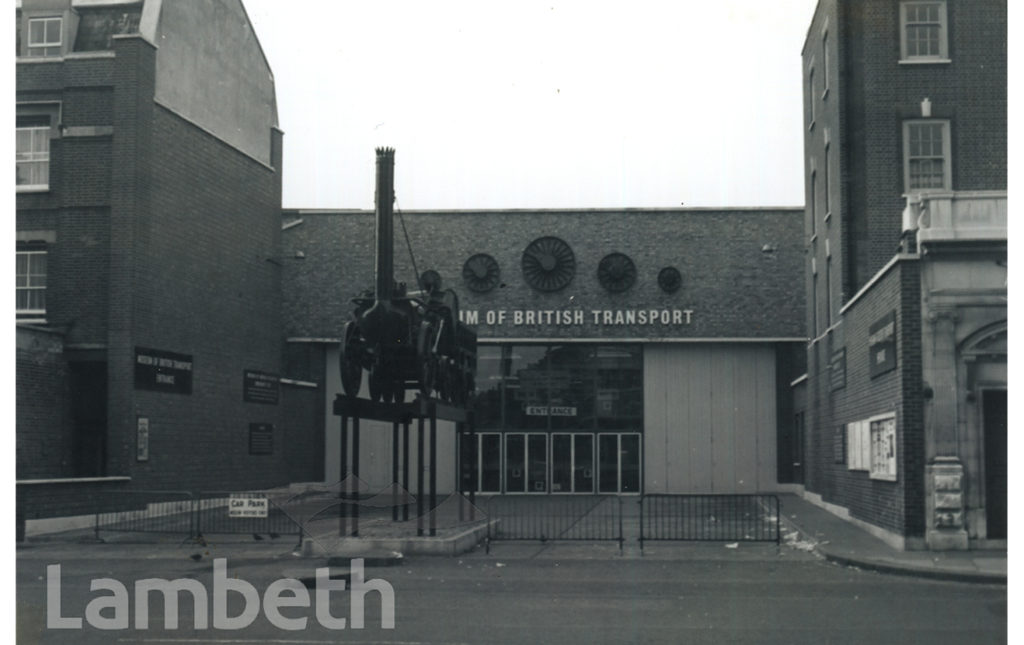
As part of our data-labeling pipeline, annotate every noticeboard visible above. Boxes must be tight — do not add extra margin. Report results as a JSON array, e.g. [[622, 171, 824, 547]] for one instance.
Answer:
[[243, 369, 280, 405], [249, 423, 274, 455]]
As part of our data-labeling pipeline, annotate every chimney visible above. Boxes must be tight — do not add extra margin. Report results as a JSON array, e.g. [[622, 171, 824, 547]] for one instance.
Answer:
[[374, 147, 395, 301]]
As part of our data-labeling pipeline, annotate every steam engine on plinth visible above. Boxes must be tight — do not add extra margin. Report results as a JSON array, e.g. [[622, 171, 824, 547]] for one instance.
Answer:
[[338, 148, 477, 405]]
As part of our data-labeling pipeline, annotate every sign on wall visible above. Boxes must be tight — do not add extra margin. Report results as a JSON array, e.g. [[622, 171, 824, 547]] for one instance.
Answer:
[[243, 369, 279, 405], [136, 416, 150, 462], [135, 347, 193, 394], [249, 423, 274, 455], [870, 416, 898, 481], [868, 312, 897, 378]]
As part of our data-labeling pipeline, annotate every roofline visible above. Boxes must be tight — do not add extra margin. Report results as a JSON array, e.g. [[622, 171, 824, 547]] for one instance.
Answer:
[[800, 0, 824, 57], [282, 206, 806, 216]]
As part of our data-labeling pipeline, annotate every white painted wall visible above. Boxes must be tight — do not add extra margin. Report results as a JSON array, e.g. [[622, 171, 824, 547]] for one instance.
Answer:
[[323, 346, 456, 496], [644, 343, 779, 493]]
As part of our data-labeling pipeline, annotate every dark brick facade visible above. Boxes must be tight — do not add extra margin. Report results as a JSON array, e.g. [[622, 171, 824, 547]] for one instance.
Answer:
[[806, 259, 923, 535], [16, 6, 321, 525], [800, 0, 1005, 542], [282, 208, 805, 342]]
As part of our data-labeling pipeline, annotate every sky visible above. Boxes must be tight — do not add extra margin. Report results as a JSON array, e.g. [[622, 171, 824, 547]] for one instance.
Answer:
[[243, 0, 820, 211]]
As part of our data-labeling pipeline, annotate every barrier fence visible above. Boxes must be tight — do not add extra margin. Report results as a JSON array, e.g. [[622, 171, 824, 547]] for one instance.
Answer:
[[482, 495, 623, 553], [92, 490, 304, 542], [92, 489, 780, 550], [640, 494, 780, 548]]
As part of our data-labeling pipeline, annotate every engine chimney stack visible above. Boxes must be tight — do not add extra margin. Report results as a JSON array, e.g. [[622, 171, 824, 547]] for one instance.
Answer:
[[374, 147, 395, 301]]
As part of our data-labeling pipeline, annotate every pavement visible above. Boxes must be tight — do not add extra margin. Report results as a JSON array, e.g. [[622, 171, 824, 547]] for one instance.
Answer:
[[17, 493, 1006, 584], [777, 494, 1007, 584]]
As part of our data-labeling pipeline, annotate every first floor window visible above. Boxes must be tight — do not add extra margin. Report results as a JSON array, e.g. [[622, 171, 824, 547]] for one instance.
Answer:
[[16, 116, 51, 190], [17, 242, 47, 321], [904, 120, 951, 191], [27, 16, 62, 57], [900, 2, 948, 61]]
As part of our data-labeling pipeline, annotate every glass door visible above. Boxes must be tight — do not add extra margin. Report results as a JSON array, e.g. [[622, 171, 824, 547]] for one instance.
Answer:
[[550, 433, 594, 493], [479, 433, 502, 493], [505, 433, 548, 493], [597, 433, 642, 493]]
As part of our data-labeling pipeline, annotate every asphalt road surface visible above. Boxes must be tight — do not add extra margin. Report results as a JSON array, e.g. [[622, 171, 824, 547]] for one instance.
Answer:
[[17, 543, 1007, 644]]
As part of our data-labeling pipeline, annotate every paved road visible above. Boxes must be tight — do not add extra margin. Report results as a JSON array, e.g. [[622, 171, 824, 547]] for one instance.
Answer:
[[17, 543, 1006, 644]]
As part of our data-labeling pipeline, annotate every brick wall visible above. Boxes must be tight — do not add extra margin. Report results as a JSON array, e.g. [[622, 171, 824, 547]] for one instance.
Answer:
[[841, 0, 1006, 291], [805, 257, 922, 535], [120, 101, 287, 492], [16, 328, 72, 479], [282, 209, 806, 342]]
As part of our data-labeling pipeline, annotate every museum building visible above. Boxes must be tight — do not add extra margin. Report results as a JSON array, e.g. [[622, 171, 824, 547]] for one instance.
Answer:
[[281, 207, 807, 496]]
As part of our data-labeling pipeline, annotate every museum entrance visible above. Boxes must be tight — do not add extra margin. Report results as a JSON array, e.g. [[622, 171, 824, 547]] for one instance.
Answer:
[[461, 431, 641, 494]]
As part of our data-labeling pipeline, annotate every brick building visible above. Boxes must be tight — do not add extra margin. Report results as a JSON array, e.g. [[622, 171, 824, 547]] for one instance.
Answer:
[[796, 0, 1006, 549], [281, 207, 806, 496], [15, 0, 322, 532]]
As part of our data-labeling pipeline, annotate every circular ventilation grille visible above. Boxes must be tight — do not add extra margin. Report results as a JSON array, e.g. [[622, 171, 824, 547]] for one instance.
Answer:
[[658, 267, 682, 293], [522, 237, 575, 292], [597, 253, 637, 293], [420, 269, 442, 293], [462, 254, 501, 293]]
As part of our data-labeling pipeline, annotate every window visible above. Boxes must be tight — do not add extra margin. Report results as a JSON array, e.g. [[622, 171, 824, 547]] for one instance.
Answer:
[[17, 105, 59, 191], [27, 17, 62, 57], [904, 120, 951, 191], [823, 138, 831, 217], [17, 242, 47, 321], [821, 31, 830, 98], [900, 2, 949, 61], [16, 120, 50, 190], [807, 63, 816, 129]]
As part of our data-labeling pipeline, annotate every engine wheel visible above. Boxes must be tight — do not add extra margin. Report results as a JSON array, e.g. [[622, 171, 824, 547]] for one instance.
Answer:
[[339, 324, 363, 396]]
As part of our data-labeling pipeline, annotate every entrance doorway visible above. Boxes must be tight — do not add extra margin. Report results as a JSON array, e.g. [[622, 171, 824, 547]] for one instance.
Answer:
[[983, 389, 1007, 539], [462, 432, 641, 494]]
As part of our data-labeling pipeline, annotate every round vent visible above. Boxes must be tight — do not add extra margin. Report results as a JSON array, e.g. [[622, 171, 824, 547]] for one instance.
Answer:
[[420, 269, 442, 293], [462, 254, 501, 293], [597, 253, 637, 293], [658, 267, 682, 293], [522, 237, 575, 292]]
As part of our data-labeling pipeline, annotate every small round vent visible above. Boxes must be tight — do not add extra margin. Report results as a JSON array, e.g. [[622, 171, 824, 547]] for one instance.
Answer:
[[597, 253, 637, 293], [658, 267, 682, 293], [522, 237, 575, 292], [420, 270, 442, 293], [462, 254, 501, 293]]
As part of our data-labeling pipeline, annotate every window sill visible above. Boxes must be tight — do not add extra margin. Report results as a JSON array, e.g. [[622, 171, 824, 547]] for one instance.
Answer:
[[17, 186, 50, 193], [808, 119, 815, 132], [821, 87, 830, 101], [899, 58, 952, 65], [824, 211, 832, 223]]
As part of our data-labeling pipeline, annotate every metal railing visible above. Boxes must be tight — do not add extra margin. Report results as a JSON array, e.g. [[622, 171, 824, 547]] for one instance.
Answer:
[[640, 494, 780, 548], [482, 494, 623, 553], [92, 490, 304, 541], [193, 491, 304, 539], [93, 490, 196, 539]]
